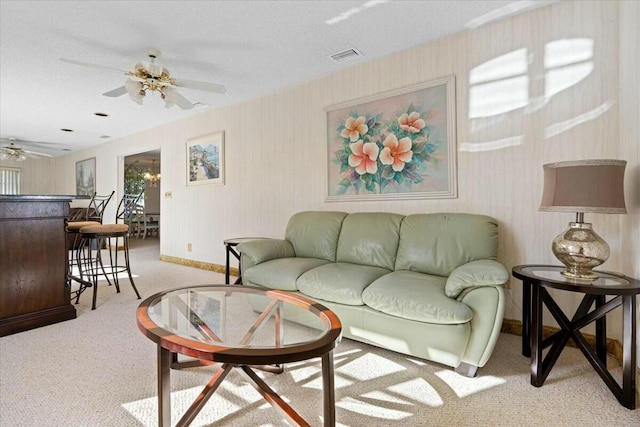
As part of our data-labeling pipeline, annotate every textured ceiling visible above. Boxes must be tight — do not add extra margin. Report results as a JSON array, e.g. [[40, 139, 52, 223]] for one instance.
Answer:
[[0, 0, 559, 157]]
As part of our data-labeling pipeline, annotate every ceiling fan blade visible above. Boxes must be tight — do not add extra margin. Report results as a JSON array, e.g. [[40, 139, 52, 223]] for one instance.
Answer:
[[59, 58, 129, 74], [173, 78, 227, 94], [173, 91, 195, 110], [103, 86, 128, 97], [22, 150, 53, 158], [0, 137, 66, 148]]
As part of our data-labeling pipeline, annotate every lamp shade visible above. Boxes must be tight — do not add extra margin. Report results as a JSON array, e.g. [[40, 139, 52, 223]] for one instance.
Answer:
[[539, 159, 627, 214]]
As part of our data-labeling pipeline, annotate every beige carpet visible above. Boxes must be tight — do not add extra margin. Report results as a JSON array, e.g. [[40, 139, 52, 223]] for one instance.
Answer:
[[1, 238, 638, 426]]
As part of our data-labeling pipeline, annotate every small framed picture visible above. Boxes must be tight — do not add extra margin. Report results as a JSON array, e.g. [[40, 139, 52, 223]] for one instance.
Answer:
[[186, 131, 225, 186], [75, 157, 96, 196]]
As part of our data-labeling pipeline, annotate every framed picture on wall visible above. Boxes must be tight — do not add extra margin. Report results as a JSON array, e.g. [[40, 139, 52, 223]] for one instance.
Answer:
[[186, 131, 225, 186], [326, 76, 457, 201], [75, 157, 96, 196]]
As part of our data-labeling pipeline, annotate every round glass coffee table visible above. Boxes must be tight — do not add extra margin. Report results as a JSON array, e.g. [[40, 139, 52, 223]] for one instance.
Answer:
[[137, 285, 342, 426]]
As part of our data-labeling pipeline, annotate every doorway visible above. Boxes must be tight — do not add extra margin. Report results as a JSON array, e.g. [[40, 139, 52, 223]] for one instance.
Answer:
[[124, 150, 161, 247]]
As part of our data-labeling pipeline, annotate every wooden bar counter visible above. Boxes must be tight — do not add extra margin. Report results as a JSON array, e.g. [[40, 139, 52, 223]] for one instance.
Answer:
[[0, 195, 77, 336]]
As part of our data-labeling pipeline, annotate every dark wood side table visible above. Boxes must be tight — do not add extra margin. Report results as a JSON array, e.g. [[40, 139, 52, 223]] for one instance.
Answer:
[[224, 237, 270, 284], [513, 264, 639, 409]]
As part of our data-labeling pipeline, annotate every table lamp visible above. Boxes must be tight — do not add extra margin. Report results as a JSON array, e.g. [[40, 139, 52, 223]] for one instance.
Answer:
[[539, 159, 627, 280]]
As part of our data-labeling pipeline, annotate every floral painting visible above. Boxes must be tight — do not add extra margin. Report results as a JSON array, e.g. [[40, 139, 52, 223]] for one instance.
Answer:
[[186, 131, 224, 186], [326, 76, 457, 200]]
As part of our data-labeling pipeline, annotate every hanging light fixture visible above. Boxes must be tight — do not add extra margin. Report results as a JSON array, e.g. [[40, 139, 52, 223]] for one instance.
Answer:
[[0, 142, 29, 161], [0, 150, 27, 161], [143, 159, 161, 186], [121, 51, 192, 109]]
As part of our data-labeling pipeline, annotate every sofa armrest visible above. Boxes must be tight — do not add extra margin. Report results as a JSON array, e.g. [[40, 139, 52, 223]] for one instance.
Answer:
[[237, 239, 295, 267], [445, 260, 508, 298]]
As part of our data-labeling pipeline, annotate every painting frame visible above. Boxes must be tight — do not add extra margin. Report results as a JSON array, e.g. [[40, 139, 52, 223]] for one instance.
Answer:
[[186, 131, 225, 187], [75, 157, 96, 196], [326, 76, 457, 201]]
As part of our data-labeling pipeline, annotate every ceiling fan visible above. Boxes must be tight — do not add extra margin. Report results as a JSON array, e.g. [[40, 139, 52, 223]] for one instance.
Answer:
[[60, 48, 227, 110], [0, 138, 54, 161]]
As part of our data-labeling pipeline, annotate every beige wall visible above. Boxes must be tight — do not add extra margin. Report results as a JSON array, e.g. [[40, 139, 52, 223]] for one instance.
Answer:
[[9, 2, 636, 345], [619, 0, 640, 376], [0, 157, 55, 194]]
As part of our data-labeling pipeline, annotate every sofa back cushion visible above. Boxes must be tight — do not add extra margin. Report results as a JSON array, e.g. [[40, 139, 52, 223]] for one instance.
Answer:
[[336, 212, 404, 270], [285, 211, 347, 261], [395, 213, 499, 276]]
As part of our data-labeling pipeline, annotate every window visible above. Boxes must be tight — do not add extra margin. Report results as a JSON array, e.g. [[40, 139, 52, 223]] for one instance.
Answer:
[[0, 167, 21, 194]]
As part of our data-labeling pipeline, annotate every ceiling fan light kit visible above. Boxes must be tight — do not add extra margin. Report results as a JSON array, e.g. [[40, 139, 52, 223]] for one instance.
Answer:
[[0, 149, 27, 161], [0, 138, 54, 161], [61, 48, 226, 110]]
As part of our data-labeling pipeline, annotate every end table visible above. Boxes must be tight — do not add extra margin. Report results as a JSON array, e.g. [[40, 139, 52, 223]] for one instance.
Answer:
[[224, 237, 270, 284], [513, 264, 639, 409]]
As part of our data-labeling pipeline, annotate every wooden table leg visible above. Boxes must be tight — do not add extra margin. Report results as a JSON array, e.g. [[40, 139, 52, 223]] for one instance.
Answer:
[[530, 282, 542, 387], [595, 295, 607, 365], [322, 351, 336, 427], [158, 346, 172, 427], [621, 295, 637, 409], [522, 280, 531, 357], [225, 243, 231, 284], [230, 246, 242, 284]]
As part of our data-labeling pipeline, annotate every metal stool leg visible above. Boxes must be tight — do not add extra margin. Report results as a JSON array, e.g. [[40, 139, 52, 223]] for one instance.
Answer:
[[123, 234, 141, 300], [70, 236, 93, 305], [90, 238, 100, 310]]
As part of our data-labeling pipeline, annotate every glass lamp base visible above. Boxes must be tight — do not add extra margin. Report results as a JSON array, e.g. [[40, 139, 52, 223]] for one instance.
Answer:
[[552, 222, 609, 281]]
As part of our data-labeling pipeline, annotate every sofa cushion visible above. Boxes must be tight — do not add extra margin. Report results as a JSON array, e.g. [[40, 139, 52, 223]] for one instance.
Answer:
[[243, 258, 330, 291], [336, 212, 403, 270], [395, 213, 499, 277], [285, 211, 347, 261], [362, 271, 473, 324], [297, 262, 391, 306]]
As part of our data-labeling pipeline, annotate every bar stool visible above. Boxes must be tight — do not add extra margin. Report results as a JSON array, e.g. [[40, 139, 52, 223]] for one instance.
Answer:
[[66, 191, 114, 295], [75, 192, 143, 310]]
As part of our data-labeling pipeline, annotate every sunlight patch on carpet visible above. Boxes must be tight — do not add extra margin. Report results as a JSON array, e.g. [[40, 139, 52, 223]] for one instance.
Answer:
[[288, 363, 322, 383], [360, 377, 444, 407], [121, 383, 261, 426], [387, 378, 444, 405], [336, 352, 405, 382], [435, 370, 506, 398], [337, 396, 412, 420]]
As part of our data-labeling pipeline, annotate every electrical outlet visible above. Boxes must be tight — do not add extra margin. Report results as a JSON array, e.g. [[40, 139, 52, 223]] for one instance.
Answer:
[[187, 243, 192, 252], [164, 191, 172, 198]]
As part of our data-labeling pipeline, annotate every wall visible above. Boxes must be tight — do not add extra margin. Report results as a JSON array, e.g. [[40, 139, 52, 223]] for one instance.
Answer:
[[45, 2, 634, 341], [619, 0, 640, 374], [144, 182, 160, 214], [0, 157, 55, 194]]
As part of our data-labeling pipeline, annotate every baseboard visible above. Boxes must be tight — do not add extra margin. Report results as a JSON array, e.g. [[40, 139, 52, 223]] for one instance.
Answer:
[[501, 318, 627, 365], [158, 254, 236, 277]]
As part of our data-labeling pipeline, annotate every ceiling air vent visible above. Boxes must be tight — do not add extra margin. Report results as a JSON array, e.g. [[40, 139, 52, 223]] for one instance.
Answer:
[[330, 48, 362, 63]]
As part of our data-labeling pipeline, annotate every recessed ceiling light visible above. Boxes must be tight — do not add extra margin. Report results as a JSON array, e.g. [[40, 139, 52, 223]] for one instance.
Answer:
[[60, 128, 74, 132], [94, 112, 109, 117]]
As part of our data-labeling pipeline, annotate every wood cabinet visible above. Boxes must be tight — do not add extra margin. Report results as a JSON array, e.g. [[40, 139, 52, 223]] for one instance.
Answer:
[[0, 195, 77, 336]]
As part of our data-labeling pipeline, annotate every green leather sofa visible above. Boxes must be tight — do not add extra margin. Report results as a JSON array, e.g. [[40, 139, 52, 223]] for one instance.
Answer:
[[238, 211, 508, 377]]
